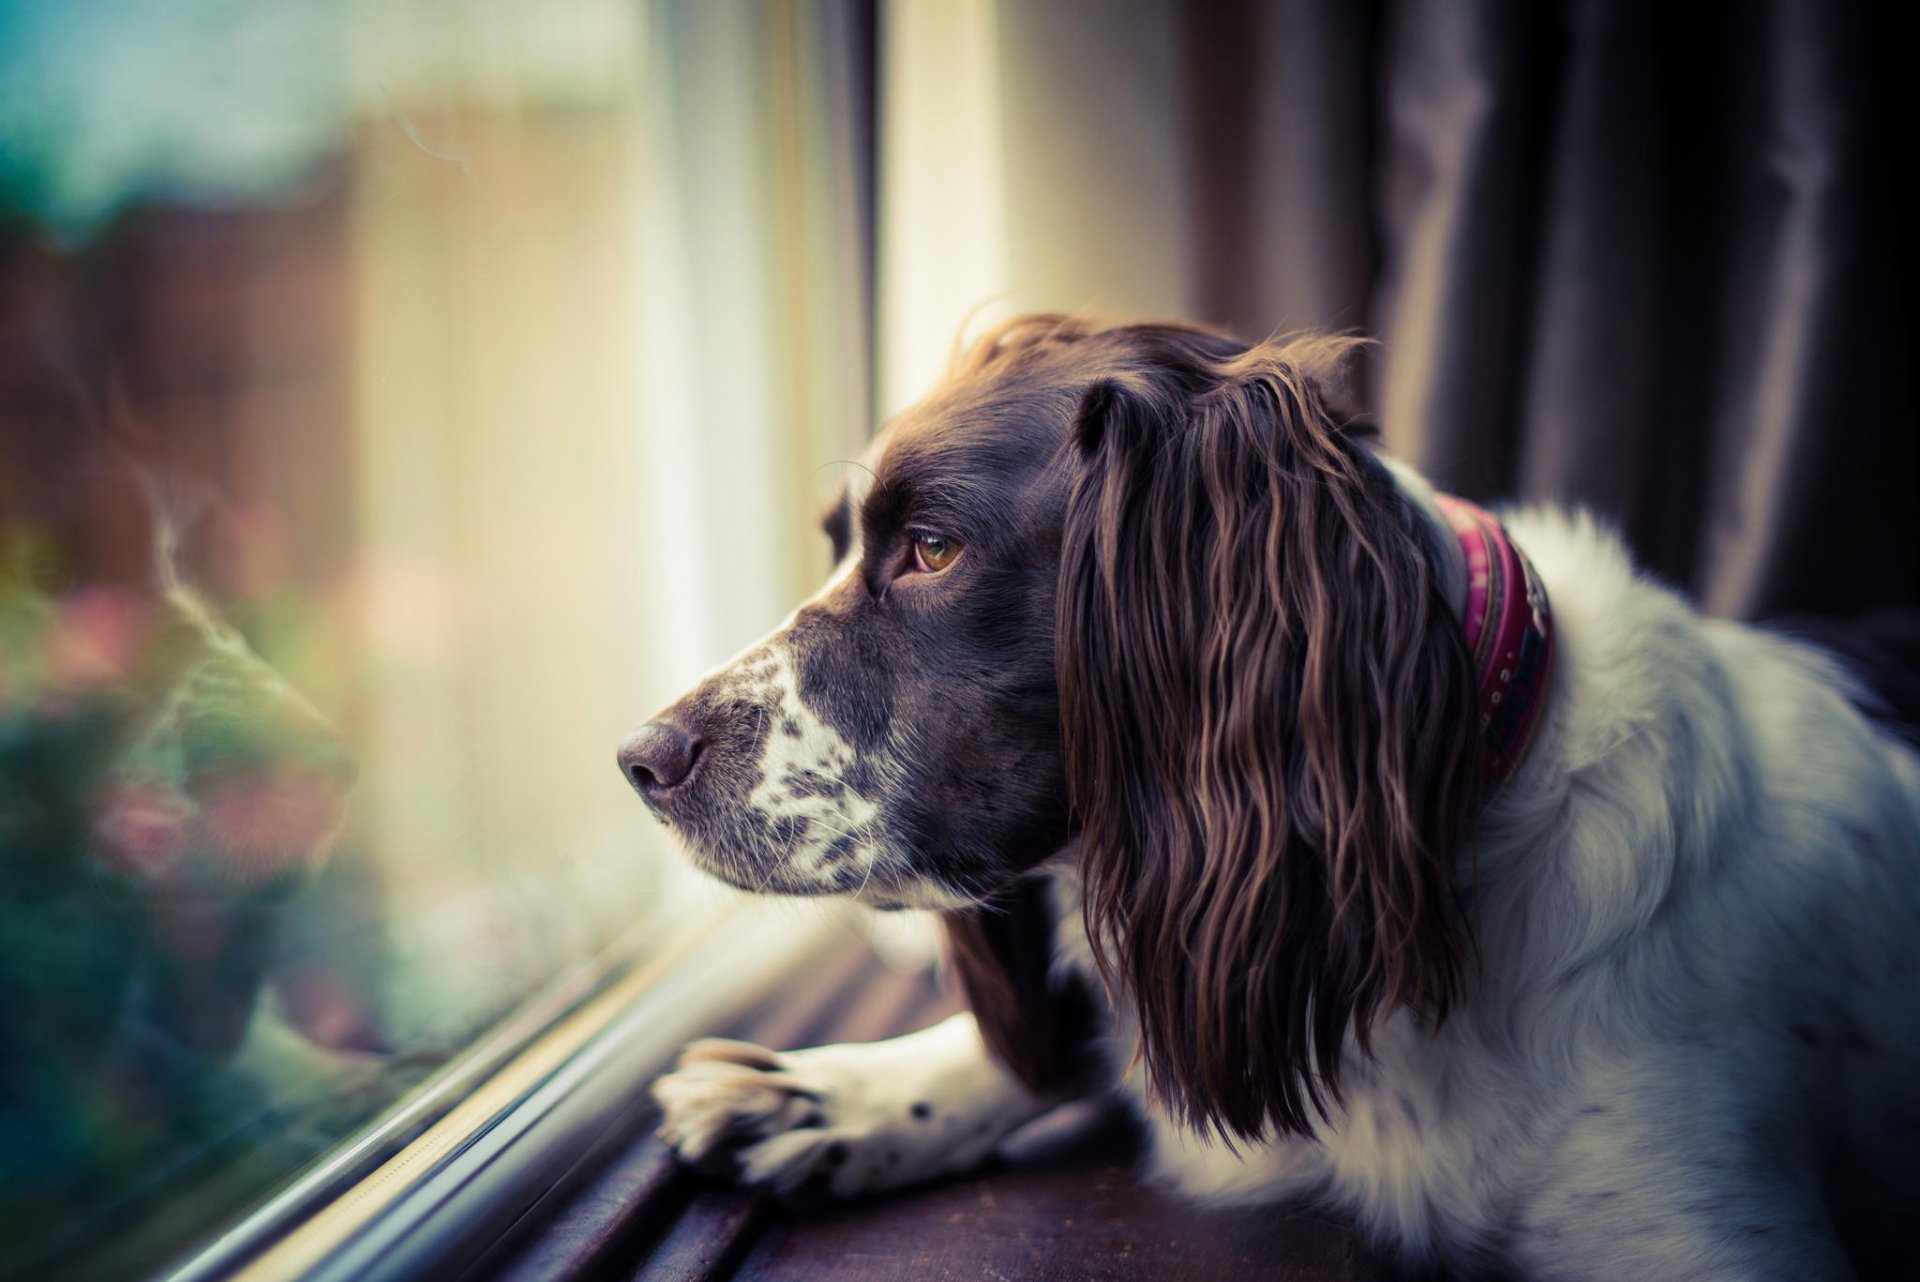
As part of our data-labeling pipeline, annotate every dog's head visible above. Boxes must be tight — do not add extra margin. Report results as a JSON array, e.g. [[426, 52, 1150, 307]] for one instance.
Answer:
[[619, 316, 1483, 1139]]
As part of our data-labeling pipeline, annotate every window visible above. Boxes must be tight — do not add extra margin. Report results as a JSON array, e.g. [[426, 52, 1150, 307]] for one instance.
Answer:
[[0, 3, 870, 1278]]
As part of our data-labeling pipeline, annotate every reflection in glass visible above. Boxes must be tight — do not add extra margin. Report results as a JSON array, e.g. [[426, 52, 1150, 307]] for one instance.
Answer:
[[0, 2, 870, 1276]]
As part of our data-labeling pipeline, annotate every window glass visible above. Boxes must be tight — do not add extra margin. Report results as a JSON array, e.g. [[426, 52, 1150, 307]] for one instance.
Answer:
[[0, 3, 869, 1276]]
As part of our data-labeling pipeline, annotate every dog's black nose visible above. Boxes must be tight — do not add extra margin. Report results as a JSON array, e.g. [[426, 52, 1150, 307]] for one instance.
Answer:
[[618, 721, 703, 795]]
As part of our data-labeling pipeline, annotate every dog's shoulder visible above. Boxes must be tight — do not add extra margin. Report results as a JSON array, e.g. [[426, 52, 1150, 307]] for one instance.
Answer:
[[1485, 501, 1919, 973], [1497, 504, 1735, 779]]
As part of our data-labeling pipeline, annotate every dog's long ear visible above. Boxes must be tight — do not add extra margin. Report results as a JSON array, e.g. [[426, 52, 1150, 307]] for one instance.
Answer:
[[1059, 336, 1482, 1142]]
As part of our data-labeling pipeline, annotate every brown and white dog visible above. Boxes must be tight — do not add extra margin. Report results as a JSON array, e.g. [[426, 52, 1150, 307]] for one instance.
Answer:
[[621, 316, 1920, 1280]]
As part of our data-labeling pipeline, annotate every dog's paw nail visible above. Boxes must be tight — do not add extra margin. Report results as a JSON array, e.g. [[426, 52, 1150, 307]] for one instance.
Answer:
[[679, 1037, 783, 1071]]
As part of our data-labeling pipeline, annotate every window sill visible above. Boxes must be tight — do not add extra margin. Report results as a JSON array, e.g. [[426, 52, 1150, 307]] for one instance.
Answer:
[[158, 902, 846, 1282], [161, 904, 1386, 1282]]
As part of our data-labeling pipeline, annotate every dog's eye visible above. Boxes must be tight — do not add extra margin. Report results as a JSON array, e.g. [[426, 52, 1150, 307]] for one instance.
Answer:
[[911, 535, 960, 574]]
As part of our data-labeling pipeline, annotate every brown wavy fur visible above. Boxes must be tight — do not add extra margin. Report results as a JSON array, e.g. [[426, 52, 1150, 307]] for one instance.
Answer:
[[1055, 325, 1484, 1142]]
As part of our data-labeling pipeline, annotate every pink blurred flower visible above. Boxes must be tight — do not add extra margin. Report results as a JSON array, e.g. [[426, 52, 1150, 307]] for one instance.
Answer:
[[49, 588, 151, 688]]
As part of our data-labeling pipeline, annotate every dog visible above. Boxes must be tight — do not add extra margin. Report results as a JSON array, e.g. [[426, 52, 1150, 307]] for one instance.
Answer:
[[622, 316, 1920, 1280]]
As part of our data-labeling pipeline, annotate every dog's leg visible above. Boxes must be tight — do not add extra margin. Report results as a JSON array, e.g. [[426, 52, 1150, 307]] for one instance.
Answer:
[[652, 1012, 1054, 1197]]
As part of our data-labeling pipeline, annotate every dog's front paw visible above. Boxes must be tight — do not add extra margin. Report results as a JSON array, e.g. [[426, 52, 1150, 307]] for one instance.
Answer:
[[650, 1034, 1005, 1198], [651, 1039, 825, 1178]]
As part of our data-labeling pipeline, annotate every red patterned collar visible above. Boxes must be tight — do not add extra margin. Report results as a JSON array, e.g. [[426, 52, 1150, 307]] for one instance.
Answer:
[[1434, 495, 1555, 786]]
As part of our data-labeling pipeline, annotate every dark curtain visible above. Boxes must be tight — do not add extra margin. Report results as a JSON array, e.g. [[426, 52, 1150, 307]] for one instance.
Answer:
[[1183, 0, 1915, 623]]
